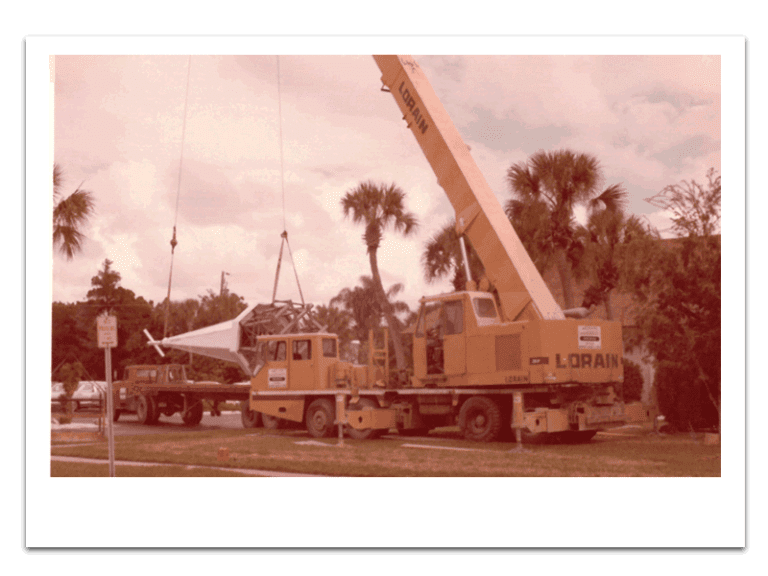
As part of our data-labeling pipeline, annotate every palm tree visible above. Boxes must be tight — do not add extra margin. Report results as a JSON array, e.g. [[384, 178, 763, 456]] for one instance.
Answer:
[[505, 149, 626, 310], [578, 210, 649, 319], [53, 164, 95, 260], [504, 198, 556, 274], [330, 276, 410, 345], [340, 181, 418, 371], [422, 219, 485, 292]]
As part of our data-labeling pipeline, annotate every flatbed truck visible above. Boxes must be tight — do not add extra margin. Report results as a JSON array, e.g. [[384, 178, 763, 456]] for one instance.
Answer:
[[112, 364, 250, 426]]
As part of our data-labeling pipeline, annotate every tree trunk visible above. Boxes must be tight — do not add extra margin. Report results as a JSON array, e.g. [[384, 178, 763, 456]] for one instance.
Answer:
[[603, 291, 614, 320], [555, 250, 575, 310], [368, 249, 407, 371]]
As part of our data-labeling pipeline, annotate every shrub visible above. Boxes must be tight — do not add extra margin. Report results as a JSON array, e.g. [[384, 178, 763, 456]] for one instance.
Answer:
[[622, 359, 644, 403]]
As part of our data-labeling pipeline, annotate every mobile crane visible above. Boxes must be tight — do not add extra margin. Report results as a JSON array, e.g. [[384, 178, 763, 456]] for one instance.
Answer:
[[153, 55, 629, 443]]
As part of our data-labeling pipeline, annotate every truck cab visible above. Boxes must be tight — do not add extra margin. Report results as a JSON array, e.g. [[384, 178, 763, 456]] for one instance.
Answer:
[[249, 333, 347, 392]]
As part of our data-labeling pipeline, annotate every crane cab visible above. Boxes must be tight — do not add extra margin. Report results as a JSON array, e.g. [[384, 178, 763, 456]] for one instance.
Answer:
[[411, 291, 623, 390]]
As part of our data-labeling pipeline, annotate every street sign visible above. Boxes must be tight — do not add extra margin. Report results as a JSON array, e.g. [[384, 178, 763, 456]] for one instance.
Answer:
[[96, 313, 118, 476], [97, 314, 118, 348]]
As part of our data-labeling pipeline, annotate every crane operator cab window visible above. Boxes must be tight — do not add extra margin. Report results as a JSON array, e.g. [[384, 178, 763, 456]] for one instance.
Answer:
[[473, 296, 500, 326], [292, 339, 311, 361], [423, 300, 463, 375]]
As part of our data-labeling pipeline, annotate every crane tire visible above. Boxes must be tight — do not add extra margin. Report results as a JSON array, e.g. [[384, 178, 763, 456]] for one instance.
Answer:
[[305, 398, 335, 438], [458, 396, 501, 442]]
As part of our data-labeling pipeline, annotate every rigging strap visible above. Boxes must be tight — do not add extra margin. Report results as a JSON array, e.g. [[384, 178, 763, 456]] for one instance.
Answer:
[[271, 230, 305, 306]]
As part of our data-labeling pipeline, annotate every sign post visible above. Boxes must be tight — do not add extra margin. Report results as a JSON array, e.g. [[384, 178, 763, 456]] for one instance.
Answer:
[[97, 313, 118, 477]]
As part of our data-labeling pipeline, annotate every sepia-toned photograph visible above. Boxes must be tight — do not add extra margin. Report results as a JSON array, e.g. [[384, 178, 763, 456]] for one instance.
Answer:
[[26, 35, 745, 550]]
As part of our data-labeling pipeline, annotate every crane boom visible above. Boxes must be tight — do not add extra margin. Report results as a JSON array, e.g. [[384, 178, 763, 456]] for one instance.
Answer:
[[374, 55, 564, 322]]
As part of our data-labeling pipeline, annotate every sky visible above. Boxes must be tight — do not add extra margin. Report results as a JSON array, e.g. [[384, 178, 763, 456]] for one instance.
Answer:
[[25, 36, 746, 547], [51, 52, 721, 314]]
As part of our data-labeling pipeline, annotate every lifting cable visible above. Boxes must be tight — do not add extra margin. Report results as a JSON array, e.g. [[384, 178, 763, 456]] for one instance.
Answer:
[[163, 55, 192, 339], [271, 55, 305, 306]]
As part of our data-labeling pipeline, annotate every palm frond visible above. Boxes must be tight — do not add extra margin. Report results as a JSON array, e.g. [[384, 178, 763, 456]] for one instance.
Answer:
[[589, 183, 627, 214]]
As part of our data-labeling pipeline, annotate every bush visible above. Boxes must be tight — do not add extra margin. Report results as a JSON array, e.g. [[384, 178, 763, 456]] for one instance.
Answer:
[[622, 359, 644, 403], [655, 362, 718, 431]]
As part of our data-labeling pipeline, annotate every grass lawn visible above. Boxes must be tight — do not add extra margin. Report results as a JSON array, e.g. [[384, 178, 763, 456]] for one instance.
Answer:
[[50, 426, 721, 477], [51, 460, 253, 477]]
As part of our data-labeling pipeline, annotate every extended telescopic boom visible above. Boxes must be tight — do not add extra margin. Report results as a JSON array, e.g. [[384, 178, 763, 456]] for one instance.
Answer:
[[373, 55, 565, 322]]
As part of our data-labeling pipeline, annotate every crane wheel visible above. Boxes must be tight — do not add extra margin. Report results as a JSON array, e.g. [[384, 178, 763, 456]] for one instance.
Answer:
[[305, 399, 335, 438], [262, 413, 283, 430], [241, 401, 262, 428], [346, 397, 384, 440], [458, 396, 501, 442]]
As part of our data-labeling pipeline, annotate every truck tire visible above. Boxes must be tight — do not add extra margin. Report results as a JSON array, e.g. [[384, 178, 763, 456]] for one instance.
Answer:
[[113, 409, 121, 422], [241, 401, 262, 428], [261, 413, 282, 430], [136, 395, 156, 425], [346, 397, 384, 440], [305, 399, 335, 438], [459, 396, 501, 442], [182, 399, 204, 426]]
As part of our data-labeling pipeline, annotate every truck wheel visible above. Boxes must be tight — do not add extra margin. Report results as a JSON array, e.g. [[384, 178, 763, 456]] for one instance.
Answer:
[[346, 398, 384, 440], [459, 396, 501, 442], [262, 413, 282, 430], [305, 399, 335, 438], [182, 399, 204, 426], [113, 409, 121, 422], [241, 401, 262, 428], [136, 395, 156, 425]]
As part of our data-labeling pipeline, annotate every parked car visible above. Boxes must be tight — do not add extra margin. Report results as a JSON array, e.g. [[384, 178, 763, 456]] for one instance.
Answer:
[[51, 381, 106, 411], [51, 382, 65, 404]]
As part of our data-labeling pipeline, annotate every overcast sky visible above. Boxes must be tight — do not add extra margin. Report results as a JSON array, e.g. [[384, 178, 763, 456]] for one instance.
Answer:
[[51, 52, 721, 313]]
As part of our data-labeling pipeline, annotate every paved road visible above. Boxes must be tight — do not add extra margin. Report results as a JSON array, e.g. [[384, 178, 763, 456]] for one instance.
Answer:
[[116, 410, 247, 435], [60, 410, 246, 437]]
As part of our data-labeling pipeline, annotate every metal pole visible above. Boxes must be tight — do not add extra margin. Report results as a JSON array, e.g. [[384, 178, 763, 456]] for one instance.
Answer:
[[105, 346, 116, 477], [335, 393, 345, 447], [458, 236, 473, 289]]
